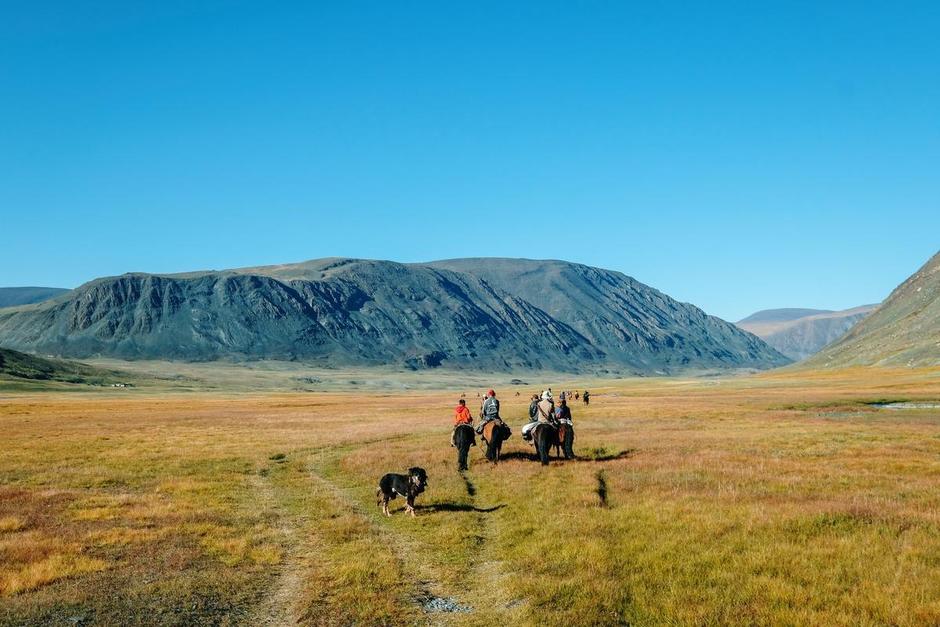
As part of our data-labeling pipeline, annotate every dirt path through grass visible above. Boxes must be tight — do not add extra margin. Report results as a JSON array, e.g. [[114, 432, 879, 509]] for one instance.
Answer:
[[246, 471, 306, 626]]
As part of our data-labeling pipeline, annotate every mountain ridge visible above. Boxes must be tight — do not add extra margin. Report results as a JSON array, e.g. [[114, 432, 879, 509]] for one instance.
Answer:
[[0, 257, 789, 373]]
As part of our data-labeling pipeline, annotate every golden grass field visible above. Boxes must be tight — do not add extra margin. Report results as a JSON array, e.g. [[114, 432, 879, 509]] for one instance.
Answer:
[[2, 366, 940, 625]]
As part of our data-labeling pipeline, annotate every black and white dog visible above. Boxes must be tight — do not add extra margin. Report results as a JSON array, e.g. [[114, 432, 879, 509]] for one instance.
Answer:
[[376, 467, 428, 517]]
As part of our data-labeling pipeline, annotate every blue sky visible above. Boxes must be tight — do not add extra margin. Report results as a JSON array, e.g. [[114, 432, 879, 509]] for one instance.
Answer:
[[2, 1, 938, 321]]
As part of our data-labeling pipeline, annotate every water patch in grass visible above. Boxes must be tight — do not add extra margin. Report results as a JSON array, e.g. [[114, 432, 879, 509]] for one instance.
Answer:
[[422, 595, 472, 613], [871, 401, 940, 410]]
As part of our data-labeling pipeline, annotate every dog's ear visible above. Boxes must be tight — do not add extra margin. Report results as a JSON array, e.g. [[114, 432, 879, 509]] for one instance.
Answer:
[[409, 467, 421, 476]]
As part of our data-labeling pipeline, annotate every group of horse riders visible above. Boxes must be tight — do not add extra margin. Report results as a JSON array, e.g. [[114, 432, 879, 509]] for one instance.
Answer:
[[450, 387, 590, 447]]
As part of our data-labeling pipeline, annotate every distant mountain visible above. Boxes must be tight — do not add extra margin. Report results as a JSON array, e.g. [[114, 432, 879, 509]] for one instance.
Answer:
[[737, 305, 877, 361], [0, 287, 69, 308], [804, 250, 940, 368], [737, 308, 833, 334], [0, 258, 789, 373]]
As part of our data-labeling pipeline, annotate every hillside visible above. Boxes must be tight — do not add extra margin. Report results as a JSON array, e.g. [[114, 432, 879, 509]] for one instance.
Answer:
[[804, 250, 940, 367], [737, 305, 877, 361], [427, 258, 785, 370], [0, 347, 127, 386], [0, 287, 69, 308], [0, 258, 789, 373]]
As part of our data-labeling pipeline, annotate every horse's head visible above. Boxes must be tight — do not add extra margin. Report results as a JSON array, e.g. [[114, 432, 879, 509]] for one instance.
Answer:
[[408, 467, 428, 493]]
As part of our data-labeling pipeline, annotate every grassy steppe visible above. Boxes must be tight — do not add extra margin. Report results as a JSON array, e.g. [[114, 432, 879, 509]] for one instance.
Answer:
[[2, 367, 940, 625]]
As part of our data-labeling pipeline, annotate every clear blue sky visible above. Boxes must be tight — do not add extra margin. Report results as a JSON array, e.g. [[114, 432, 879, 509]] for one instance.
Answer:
[[2, 1, 938, 321]]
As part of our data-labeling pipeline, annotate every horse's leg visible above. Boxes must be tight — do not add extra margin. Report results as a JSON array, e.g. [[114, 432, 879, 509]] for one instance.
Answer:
[[538, 433, 550, 466], [458, 443, 467, 471]]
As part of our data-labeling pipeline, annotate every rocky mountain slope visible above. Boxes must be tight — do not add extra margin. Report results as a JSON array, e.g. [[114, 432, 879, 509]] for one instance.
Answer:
[[427, 258, 785, 370], [0, 258, 789, 373], [803, 250, 940, 368], [0, 287, 70, 308], [737, 305, 877, 361]]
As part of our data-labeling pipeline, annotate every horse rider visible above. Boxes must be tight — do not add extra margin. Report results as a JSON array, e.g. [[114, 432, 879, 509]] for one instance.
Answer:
[[522, 393, 539, 441], [555, 398, 572, 424], [583, 390, 590, 405], [476, 389, 500, 433], [451, 398, 473, 447], [522, 390, 554, 440]]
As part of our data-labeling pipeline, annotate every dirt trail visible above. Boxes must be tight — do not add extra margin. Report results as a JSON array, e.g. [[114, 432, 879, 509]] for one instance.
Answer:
[[303, 450, 444, 603], [246, 472, 306, 626]]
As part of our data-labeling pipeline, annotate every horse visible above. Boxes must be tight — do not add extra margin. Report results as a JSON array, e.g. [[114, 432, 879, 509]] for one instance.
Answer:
[[453, 423, 476, 471], [533, 422, 558, 466], [555, 422, 576, 460], [481, 419, 511, 463]]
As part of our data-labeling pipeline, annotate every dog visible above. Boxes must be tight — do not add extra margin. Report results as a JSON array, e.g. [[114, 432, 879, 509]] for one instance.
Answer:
[[376, 467, 428, 517]]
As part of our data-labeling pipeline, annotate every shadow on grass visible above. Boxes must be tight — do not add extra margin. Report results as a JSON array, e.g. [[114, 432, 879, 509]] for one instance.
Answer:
[[479, 448, 636, 463], [574, 448, 636, 462], [488, 450, 537, 462], [416, 502, 506, 514], [459, 471, 477, 497]]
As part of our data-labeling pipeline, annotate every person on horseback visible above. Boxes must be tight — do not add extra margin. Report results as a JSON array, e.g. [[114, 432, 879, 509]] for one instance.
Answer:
[[451, 398, 474, 447], [522, 393, 539, 441], [476, 389, 500, 433], [522, 390, 554, 441], [555, 398, 572, 422]]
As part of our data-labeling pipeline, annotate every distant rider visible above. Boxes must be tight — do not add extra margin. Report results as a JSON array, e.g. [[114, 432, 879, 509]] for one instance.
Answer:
[[451, 399, 473, 447]]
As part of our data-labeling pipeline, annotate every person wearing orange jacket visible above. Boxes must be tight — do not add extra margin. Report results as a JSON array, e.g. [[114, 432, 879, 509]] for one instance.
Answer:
[[451, 398, 474, 447]]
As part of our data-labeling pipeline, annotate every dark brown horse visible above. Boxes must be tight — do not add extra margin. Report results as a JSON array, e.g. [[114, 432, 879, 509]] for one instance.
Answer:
[[533, 422, 557, 466], [481, 419, 511, 463], [554, 422, 575, 460]]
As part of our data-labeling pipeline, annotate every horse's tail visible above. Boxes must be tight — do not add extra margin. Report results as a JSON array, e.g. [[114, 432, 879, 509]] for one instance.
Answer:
[[375, 487, 383, 506]]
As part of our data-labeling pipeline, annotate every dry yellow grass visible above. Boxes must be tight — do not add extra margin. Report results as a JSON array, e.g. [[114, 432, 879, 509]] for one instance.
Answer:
[[1, 367, 939, 625]]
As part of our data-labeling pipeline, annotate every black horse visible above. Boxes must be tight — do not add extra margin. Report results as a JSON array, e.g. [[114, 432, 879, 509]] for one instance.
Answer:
[[533, 423, 558, 466], [454, 423, 476, 471], [482, 419, 512, 463]]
